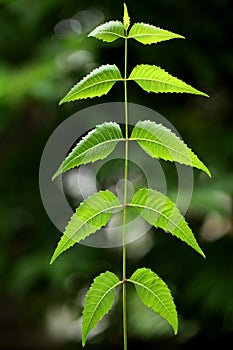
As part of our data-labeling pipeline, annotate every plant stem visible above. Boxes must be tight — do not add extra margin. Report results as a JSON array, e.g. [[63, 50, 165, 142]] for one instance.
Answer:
[[123, 31, 128, 350]]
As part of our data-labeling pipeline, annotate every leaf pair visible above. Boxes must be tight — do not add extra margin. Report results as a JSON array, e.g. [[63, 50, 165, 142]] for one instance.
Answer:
[[59, 64, 208, 104], [82, 268, 177, 346], [88, 20, 184, 44], [50, 187, 205, 264], [52, 120, 210, 180]]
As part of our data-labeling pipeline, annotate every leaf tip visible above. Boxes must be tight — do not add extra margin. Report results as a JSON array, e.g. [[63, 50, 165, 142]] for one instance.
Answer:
[[172, 314, 178, 335], [50, 246, 61, 265], [82, 337, 86, 347], [51, 173, 58, 182], [200, 249, 206, 259], [123, 3, 130, 30], [171, 309, 178, 335], [51, 168, 61, 181], [206, 168, 212, 178], [49, 254, 56, 265], [201, 164, 211, 178], [59, 98, 65, 105], [196, 89, 209, 98]]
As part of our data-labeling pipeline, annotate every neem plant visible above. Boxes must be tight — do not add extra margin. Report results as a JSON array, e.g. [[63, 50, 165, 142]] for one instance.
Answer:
[[51, 4, 211, 349]]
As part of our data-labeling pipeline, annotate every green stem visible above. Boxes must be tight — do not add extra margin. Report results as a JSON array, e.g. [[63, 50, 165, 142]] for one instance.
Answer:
[[123, 32, 128, 350]]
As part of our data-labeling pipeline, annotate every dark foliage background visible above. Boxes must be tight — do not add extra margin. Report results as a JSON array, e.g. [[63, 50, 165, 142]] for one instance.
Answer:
[[0, 0, 232, 349]]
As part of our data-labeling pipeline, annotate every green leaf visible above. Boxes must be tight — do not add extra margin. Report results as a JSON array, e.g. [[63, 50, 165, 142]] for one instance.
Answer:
[[88, 21, 125, 42], [52, 122, 124, 180], [129, 64, 209, 97], [82, 271, 121, 346], [129, 188, 205, 257], [59, 64, 122, 104], [123, 3, 130, 31], [128, 23, 184, 44], [131, 120, 211, 177], [50, 190, 122, 264], [128, 268, 178, 334]]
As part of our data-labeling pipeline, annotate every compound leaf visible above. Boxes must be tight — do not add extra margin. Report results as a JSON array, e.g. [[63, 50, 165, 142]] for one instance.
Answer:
[[82, 271, 121, 346], [88, 21, 125, 42], [59, 64, 122, 104], [50, 190, 122, 264], [128, 23, 184, 44], [131, 120, 211, 177], [129, 188, 205, 257], [52, 122, 124, 180], [129, 268, 178, 334], [129, 64, 208, 97]]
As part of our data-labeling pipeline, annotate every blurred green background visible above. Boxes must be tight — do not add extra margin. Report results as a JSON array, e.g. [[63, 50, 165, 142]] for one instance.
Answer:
[[0, 0, 232, 349]]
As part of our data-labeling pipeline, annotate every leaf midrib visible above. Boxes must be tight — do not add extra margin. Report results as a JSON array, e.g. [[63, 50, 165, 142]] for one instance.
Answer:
[[63, 74, 198, 101], [130, 136, 191, 162], [128, 76, 192, 91], [128, 33, 178, 38], [67, 77, 124, 99], [60, 137, 124, 172], [128, 277, 174, 318], [59, 197, 194, 259], [93, 31, 179, 39], [128, 202, 193, 246], [92, 30, 126, 39], [57, 133, 199, 177], [59, 203, 123, 253]]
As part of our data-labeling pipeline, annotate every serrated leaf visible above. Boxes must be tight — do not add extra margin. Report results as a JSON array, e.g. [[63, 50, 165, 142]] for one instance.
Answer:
[[128, 268, 178, 334], [50, 190, 122, 264], [52, 122, 124, 180], [129, 64, 209, 97], [82, 271, 121, 346], [88, 21, 125, 42], [131, 120, 211, 177], [129, 188, 205, 257], [59, 64, 122, 104], [129, 23, 184, 44], [123, 3, 130, 31]]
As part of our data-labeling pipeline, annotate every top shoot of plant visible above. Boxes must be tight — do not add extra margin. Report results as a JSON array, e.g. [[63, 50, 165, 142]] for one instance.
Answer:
[[50, 4, 210, 349]]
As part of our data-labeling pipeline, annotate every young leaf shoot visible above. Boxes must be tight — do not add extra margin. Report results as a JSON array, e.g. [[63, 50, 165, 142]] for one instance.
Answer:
[[51, 3, 210, 349]]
